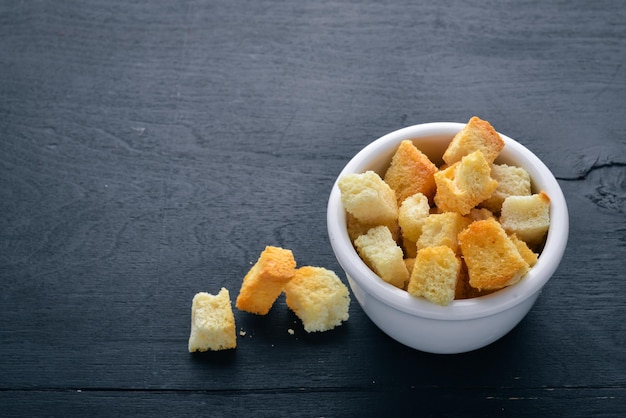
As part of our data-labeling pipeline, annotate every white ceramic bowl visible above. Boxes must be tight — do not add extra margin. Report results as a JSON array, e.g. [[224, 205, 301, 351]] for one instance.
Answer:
[[327, 122, 569, 354]]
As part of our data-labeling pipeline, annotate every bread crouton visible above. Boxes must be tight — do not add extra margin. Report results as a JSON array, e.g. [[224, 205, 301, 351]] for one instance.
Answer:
[[481, 164, 532, 213], [407, 246, 461, 306], [188, 288, 237, 352], [383, 140, 438, 204], [398, 192, 430, 242], [434, 150, 498, 215], [499, 191, 550, 249], [454, 261, 471, 300], [466, 207, 495, 222], [346, 212, 400, 244], [417, 212, 471, 255], [235, 246, 297, 315], [508, 233, 539, 267], [401, 236, 418, 259], [442, 116, 504, 165], [354, 225, 409, 289], [454, 263, 495, 299], [404, 257, 416, 278], [338, 171, 398, 225], [284, 266, 350, 333], [458, 218, 530, 291]]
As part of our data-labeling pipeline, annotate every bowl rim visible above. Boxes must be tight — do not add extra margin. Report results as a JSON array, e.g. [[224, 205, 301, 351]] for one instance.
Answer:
[[327, 122, 569, 321]]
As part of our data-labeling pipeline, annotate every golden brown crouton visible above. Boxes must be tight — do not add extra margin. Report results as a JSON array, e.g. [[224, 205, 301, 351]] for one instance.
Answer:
[[434, 150, 498, 215], [404, 257, 416, 279], [346, 212, 400, 244], [454, 263, 496, 300], [235, 246, 297, 315], [466, 207, 495, 223], [401, 236, 418, 259], [442, 116, 504, 165], [384, 140, 438, 204], [508, 233, 539, 267], [407, 246, 461, 306], [458, 218, 530, 291], [417, 212, 471, 255]]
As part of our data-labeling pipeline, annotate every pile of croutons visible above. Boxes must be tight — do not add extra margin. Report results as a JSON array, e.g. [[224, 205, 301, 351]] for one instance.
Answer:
[[339, 116, 550, 306], [188, 246, 351, 352]]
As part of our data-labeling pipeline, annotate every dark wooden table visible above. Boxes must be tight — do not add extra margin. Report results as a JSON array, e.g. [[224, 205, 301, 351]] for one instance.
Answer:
[[2, 1, 625, 416]]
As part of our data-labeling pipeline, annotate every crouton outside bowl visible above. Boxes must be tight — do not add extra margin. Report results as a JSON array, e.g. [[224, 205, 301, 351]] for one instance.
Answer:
[[327, 122, 569, 354]]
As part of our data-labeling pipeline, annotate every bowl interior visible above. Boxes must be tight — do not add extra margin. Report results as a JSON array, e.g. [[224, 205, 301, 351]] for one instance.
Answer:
[[328, 122, 569, 321]]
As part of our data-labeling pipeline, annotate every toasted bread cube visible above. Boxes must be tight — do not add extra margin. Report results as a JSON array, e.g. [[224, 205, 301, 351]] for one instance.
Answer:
[[454, 261, 471, 300], [442, 116, 504, 165], [346, 212, 400, 244], [383, 140, 439, 204], [404, 257, 416, 278], [407, 246, 461, 306], [354, 225, 409, 289], [458, 218, 530, 291], [284, 266, 350, 333], [338, 171, 398, 225], [509, 233, 539, 267], [398, 192, 430, 242], [434, 150, 498, 215], [499, 191, 551, 249], [466, 207, 495, 222], [235, 246, 296, 315], [346, 212, 370, 243], [481, 164, 532, 213], [401, 236, 417, 259], [188, 288, 236, 352], [454, 262, 495, 300], [417, 212, 470, 255]]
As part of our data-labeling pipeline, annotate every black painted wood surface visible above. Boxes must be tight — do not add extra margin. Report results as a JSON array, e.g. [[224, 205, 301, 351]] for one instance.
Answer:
[[1, 0, 625, 416]]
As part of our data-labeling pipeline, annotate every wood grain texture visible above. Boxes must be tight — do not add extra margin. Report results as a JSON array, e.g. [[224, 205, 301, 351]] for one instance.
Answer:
[[2, 387, 624, 417], [1, 0, 625, 416]]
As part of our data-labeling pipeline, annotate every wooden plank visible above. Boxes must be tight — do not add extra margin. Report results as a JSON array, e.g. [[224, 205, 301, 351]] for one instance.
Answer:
[[2, 388, 624, 417]]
